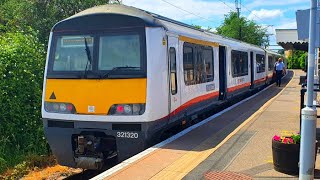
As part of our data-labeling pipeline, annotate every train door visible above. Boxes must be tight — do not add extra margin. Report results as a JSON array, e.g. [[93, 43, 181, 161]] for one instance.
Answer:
[[168, 36, 181, 117], [250, 51, 254, 89], [219, 46, 227, 100]]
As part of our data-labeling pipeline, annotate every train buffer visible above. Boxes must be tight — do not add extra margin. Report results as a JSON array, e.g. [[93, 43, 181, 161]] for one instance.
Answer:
[[92, 70, 320, 180]]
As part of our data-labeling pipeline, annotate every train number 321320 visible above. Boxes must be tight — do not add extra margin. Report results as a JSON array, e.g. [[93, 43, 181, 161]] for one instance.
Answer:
[[117, 132, 139, 138]]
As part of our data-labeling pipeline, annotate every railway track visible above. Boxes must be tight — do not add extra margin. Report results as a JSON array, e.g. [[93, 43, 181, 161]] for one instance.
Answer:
[[64, 159, 118, 180]]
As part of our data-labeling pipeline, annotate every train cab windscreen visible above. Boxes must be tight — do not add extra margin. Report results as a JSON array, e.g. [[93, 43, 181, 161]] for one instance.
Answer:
[[52, 36, 94, 72], [47, 32, 146, 78]]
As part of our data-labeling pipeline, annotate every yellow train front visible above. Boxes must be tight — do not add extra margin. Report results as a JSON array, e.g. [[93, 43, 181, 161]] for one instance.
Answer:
[[41, 5, 173, 169]]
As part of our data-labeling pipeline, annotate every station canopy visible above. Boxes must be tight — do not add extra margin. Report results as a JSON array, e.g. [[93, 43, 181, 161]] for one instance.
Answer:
[[275, 29, 308, 51]]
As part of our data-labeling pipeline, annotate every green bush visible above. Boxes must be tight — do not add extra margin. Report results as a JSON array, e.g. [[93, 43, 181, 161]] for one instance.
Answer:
[[0, 31, 47, 174], [287, 50, 307, 69], [299, 52, 307, 71]]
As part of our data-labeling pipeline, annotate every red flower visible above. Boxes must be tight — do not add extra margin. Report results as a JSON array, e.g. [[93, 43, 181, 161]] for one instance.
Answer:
[[273, 135, 281, 141], [273, 134, 300, 144], [289, 138, 294, 144]]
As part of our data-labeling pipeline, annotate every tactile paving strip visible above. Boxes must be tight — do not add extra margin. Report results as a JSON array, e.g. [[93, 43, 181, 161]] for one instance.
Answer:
[[204, 171, 252, 180]]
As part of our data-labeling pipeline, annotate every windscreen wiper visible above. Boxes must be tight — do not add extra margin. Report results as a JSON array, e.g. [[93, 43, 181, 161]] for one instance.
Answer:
[[101, 66, 140, 79], [83, 37, 92, 78]]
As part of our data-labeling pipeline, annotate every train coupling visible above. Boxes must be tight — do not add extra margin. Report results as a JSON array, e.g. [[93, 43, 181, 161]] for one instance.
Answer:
[[73, 134, 117, 169]]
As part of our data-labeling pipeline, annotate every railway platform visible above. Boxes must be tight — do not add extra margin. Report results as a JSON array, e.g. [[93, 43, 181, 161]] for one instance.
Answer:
[[92, 70, 320, 180]]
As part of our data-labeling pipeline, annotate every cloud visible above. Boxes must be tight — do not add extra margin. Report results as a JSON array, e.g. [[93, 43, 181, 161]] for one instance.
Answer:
[[247, 9, 283, 21], [246, 0, 306, 9], [122, 0, 234, 23], [275, 22, 297, 29]]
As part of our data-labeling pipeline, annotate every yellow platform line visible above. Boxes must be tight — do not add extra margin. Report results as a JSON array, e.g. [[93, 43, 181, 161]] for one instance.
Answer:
[[151, 72, 295, 179]]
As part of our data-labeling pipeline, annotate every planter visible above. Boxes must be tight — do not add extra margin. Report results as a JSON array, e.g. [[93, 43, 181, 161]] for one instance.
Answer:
[[272, 139, 300, 175], [272, 139, 318, 175]]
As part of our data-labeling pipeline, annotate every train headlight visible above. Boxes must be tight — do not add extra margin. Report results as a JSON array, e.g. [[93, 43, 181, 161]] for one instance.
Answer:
[[123, 105, 132, 114], [108, 104, 145, 115], [53, 103, 59, 111], [132, 104, 141, 114], [44, 102, 76, 114], [59, 104, 67, 112]]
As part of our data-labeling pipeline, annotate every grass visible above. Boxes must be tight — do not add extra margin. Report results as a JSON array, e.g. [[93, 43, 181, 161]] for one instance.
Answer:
[[0, 155, 56, 179], [0, 130, 49, 172], [0, 129, 50, 179]]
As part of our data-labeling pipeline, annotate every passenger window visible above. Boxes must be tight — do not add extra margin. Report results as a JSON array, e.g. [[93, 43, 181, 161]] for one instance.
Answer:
[[183, 43, 214, 85], [170, 47, 177, 95], [231, 50, 248, 77], [203, 48, 214, 82], [183, 45, 194, 85], [256, 54, 265, 73], [268, 56, 274, 71], [195, 47, 205, 84]]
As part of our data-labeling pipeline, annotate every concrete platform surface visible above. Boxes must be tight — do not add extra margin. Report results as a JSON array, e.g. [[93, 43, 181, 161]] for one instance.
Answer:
[[93, 70, 319, 180]]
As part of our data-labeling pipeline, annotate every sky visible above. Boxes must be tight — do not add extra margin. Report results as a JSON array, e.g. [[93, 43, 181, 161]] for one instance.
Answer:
[[122, 0, 310, 50]]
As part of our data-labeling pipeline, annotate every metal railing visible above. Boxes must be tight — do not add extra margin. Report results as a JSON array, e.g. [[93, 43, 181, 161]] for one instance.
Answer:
[[300, 83, 320, 130]]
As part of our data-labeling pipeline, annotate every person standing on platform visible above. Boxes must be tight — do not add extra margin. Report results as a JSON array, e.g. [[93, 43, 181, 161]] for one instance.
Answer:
[[274, 58, 286, 87]]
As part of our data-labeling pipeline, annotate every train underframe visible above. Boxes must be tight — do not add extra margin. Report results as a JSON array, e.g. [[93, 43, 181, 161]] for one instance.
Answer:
[[43, 119, 158, 169]]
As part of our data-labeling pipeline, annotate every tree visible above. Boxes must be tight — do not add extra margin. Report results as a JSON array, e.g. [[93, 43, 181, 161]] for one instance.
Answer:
[[298, 52, 307, 70], [0, 0, 117, 45], [0, 30, 46, 173], [192, 24, 202, 30], [287, 50, 307, 69], [216, 12, 268, 47]]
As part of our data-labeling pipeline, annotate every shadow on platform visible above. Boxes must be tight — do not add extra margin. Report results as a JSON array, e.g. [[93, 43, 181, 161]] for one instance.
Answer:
[[161, 71, 294, 153]]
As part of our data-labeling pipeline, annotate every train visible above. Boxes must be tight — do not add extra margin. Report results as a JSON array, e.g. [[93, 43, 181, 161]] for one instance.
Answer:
[[41, 4, 282, 169]]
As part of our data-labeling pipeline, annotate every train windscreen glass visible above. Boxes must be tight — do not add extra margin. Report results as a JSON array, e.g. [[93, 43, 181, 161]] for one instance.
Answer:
[[48, 32, 145, 78], [98, 34, 141, 70], [53, 36, 94, 71]]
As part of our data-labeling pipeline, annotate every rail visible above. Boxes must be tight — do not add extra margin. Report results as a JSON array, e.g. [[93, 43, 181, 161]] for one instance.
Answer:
[[300, 83, 320, 130]]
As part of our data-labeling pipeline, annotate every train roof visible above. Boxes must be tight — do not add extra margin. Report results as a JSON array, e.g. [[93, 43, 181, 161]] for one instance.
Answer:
[[66, 4, 164, 27], [265, 49, 282, 56], [56, 4, 281, 55]]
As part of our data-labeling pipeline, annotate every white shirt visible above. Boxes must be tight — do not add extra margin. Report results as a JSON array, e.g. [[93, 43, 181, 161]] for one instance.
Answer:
[[275, 62, 285, 71]]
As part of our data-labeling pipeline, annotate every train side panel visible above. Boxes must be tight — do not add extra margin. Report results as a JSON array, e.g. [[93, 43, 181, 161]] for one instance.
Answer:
[[177, 38, 220, 122], [144, 27, 170, 135], [226, 47, 251, 98]]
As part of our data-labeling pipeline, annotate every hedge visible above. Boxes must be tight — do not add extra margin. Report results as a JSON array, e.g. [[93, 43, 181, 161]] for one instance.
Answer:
[[0, 31, 47, 173]]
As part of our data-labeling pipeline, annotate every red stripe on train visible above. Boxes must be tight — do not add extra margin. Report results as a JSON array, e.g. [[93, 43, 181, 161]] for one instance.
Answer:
[[227, 82, 251, 93], [171, 91, 220, 116], [254, 77, 266, 84], [160, 82, 253, 120]]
